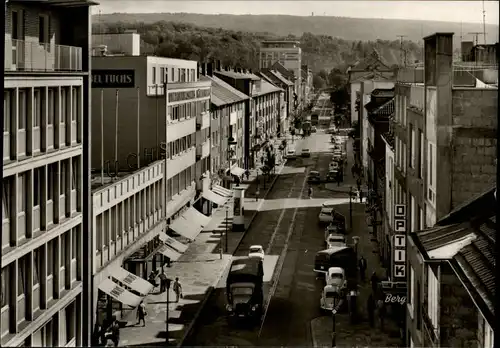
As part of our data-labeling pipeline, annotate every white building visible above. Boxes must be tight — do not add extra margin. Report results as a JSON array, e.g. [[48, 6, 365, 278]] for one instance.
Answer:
[[2, 0, 95, 346]]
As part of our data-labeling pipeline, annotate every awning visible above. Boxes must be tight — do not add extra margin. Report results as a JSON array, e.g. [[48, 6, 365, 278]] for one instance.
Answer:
[[212, 185, 232, 198], [98, 278, 142, 307], [158, 233, 188, 253], [230, 166, 246, 176], [112, 267, 154, 296], [169, 216, 203, 240], [182, 207, 210, 227], [202, 189, 228, 206], [158, 244, 182, 261]]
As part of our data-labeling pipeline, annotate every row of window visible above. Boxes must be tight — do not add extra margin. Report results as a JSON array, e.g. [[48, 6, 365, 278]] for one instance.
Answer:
[[211, 103, 243, 120], [168, 100, 209, 121], [152, 66, 197, 85]]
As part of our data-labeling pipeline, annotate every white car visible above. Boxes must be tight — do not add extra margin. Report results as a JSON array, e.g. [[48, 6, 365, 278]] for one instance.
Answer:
[[301, 148, 311, 157], [248, 245, 265, 260], [326, 267, 347, 289], [318, 201, 337, 223], [326, 234, 347, 249], [286, 150, 296, 159]]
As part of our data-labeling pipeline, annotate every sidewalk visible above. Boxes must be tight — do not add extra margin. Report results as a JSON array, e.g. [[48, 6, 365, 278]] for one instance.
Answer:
[[118, 161, 288, 347]]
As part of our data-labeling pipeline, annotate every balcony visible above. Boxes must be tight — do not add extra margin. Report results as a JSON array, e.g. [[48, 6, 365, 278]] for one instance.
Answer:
[[167, 147, 196, 179], [196, 111, 210, 130], [196, 140, 210, 160], [5, 38, 83, 72]]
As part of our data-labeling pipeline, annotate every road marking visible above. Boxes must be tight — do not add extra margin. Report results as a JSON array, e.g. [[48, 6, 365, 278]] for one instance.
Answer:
[[258, 162, 310, 338]]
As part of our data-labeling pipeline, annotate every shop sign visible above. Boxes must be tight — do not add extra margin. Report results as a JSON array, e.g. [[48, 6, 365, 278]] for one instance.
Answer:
[[393, 204, 407, 279], [92, 69, 135, 88]]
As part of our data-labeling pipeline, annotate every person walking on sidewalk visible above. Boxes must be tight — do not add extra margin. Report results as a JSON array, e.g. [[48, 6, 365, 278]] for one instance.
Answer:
[[173, 277, 183, 303], [371, 271, 379, 295], [136, 300, 147, 327], [367, 293, 376, 328], [358, 256, 367, 282], [245, 170, 250, 181], [308, 186, 313, 199]]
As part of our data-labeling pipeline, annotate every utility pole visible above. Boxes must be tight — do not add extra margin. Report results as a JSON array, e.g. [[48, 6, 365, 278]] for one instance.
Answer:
[[396, 35, 407, 67], [482, 0, 487, 44]]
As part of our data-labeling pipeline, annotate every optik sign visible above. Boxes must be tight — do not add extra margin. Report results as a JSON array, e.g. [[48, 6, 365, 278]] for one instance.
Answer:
[[392, 204, 407, 279], [92, 69, 135, 88]]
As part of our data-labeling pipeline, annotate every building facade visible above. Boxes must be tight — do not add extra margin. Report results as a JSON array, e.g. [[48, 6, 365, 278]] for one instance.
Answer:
[[91, 32, 141, 56], [259, 41, 302, 103], [2, 0, 94, 346]]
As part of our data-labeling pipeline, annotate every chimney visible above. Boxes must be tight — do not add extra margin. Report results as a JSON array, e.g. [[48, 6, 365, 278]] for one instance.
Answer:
[[216, 60, 221, 71], [207, 61, 214, 77], [201, 62, 206, 76]]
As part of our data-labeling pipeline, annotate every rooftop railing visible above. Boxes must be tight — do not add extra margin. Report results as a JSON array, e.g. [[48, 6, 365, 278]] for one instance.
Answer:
[[5, 38, 82, 72]]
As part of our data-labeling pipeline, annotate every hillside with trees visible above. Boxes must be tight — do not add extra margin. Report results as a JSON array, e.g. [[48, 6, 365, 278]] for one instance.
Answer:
[[94, 20, 424, 72]]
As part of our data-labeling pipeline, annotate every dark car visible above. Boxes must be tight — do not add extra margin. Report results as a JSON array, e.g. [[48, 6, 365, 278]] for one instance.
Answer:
[[326, 170, 338, 182], [307, 171, 321, 184]]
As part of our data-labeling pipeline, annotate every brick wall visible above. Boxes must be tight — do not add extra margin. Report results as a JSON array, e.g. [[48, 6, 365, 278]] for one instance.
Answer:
[[451, 89, 497, 208], [440, 263, 479, 347]]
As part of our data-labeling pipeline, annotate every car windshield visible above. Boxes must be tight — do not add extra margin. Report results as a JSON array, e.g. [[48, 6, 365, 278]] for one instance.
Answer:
[[250, 247, 262, 253], [325, 292, 338, 298], [330, 274, 343, 280]]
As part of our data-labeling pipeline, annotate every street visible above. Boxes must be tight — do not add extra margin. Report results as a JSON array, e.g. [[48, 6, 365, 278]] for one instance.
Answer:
[[185, 95, 368, 346]]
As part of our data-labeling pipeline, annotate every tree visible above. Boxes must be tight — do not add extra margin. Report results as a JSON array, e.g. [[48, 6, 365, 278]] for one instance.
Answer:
[[330, 85, 349, 110], [328, 68, 347, 88], [313, 74, 326, 89]]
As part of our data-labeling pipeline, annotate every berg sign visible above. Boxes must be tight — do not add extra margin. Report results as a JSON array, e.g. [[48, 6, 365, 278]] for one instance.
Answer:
[[393, 204, 407, 279]]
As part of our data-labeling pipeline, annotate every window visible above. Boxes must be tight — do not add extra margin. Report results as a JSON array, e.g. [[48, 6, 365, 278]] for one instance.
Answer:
[[96, 214, 103, 252], [18, 89, 27, 130], [427, 142, 436, 203], [416, 279, 421, 330], [33, 248, 41, 286], [2, 178, 10, 221], [18, 255, 28, 296], [34, 168, 41, 206], [38, 15, 49, 44], [60, 88, 66, 124], [160, 67, 165, 83], [1, 267, 8, 307], [71, 157, 78, 190], [60, 161, 67, 194], [48, 163, 56, 200], [72, 228, 78, 260], [419, 206, 424, 230], [47, 240, 54, 277], [71, 87, 78, 122], [60, 234, 67, 269], [410, 124, 415, 168], [18, 173, 27, 213], [418, 130, 423, 178], [152, 66, 156, 84], [408, 265, 414, 317], [65, 301, 75, 343], [427, 266, 438, 328], [34, 89, 41, 127], [410, 195, 416, 232], [4, 91, 11, 133], [48, 89, 55, 125]]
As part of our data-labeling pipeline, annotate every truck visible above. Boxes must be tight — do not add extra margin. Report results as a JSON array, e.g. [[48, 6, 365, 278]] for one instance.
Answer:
[[226, 257, 264, 321]]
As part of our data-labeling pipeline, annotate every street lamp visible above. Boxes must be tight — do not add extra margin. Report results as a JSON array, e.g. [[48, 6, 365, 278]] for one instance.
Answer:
[[225, 205, 229, 252], [164, 277, 172, 344]]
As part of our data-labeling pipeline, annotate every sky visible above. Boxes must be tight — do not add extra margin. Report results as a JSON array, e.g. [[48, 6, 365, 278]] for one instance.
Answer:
[[95, 1, 499, 25]]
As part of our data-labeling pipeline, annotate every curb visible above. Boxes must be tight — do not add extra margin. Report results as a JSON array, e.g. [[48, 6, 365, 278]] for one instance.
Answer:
[[177, 162, 285, 347]]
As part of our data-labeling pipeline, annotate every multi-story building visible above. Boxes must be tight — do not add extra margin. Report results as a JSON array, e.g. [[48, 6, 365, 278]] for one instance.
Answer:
[[406, 187, 495, 348], [202, 63, 249, 188], [348, 50, 396, 124], [91, 31, 141, 57], [271, 61, 299, 112], [259, 41, 302, 103], [301, 64, 313, 102], [257, 69, 294, 135], [89, 53, 224, 327], [2, 0, 95, 346]]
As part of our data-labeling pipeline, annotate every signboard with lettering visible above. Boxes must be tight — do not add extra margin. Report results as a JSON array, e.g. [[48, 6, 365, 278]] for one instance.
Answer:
[[92, 69, 135, 88], [393, 204, 407, 279]]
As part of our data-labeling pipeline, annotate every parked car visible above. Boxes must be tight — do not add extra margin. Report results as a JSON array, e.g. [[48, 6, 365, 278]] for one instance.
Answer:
[[286, 150, 296, 159], [248, 245, 265, 260], [311, 126, 317, 133], [329, 162, 339, 171], [326, 233, 347, 249], [301, 148, 311, 157], [326, 170, 338, 182], [307, 171, 321, 184], [318, 201, 338, 223], [326, 267, 347, 290], [320, 284, 341, 312]]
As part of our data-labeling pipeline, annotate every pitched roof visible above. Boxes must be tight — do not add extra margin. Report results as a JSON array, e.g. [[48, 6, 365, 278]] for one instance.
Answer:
[[271, 61, 295, 80], [204, 75, 249, 107], [214, 69, 260, 81], [349, 49, 392, 72], [258, 72, 276, 85], [253, 79, 283, 96], [268, 70, 294, 86], [349, 70, 394, 83], [410, 187, 496, 326]]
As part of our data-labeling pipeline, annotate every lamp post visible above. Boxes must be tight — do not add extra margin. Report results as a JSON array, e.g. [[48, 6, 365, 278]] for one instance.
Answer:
[[225, 205, 229, 252], [164, 277, 172, 344]]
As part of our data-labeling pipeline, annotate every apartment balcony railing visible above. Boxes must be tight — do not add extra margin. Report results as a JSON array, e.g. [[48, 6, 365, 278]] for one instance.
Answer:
[[5, 38, 82, 72]]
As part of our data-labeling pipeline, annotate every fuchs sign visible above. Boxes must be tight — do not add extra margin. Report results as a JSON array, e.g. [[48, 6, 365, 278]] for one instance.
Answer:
[[92, 69, 135, 88]]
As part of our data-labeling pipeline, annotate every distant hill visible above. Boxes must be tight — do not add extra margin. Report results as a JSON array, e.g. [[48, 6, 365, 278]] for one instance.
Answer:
[[95, 13, 499, 47]]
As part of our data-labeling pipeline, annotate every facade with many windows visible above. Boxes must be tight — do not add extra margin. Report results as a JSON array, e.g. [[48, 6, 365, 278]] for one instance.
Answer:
[[2, 0, 94, 346]]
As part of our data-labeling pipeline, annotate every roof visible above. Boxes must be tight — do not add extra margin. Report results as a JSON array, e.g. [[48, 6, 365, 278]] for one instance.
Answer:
[[348, 49, 392, 73], [268, 70, 294, 86], [215, 69, 260, 81], [410, 187, 496, 325], [229, 257, 262, 277], [271, 61, 295, 80], [372, 88, 395, 97], [204, 75, 249, 107], [258, 73, 276, 85], [253, 79, 283, 96]]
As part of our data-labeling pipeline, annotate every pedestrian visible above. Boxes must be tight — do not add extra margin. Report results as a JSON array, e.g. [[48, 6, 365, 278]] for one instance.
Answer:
[[371, 271, 379, 295], [358, 256, 367, 282], [136, 300, 147, 327], [245, 170, 250, 181], [160, 275, 166, 292], [378, 299, 386, 331], [367, 293, 375, 328], [359, 189, 364, 203], [308, 186, 313, 199], [91, 323, 102, 346], [173, 277, 183, 303], [109, 316, 120, 347]]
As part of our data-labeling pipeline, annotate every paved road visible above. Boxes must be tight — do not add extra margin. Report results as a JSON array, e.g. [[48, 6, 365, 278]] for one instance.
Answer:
[[185, 98, 355, 346]]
